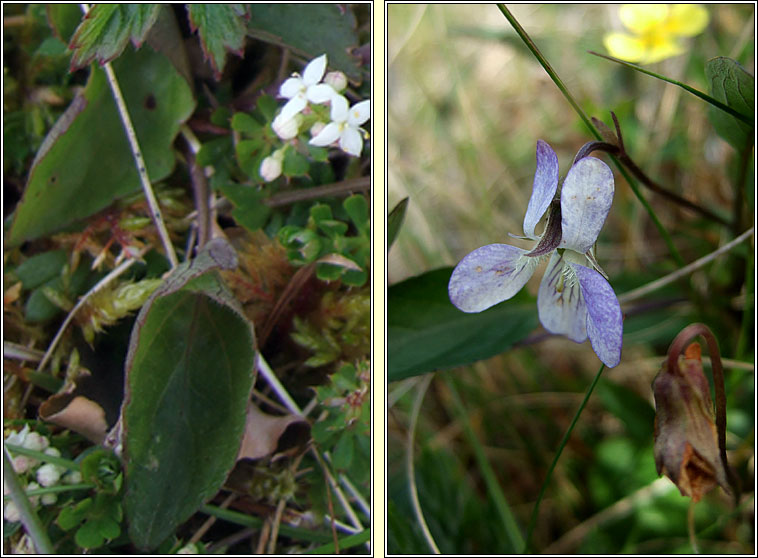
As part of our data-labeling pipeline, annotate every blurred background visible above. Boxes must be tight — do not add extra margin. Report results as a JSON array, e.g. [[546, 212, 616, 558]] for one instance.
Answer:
[[387, 4, 754, 554]]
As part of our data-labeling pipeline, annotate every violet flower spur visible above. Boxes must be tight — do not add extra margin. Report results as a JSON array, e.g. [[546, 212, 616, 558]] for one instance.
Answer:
[[448, 140, 623, 368]]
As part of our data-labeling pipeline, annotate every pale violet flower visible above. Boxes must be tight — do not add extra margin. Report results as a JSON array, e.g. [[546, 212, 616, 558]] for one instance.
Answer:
[[309, 95, 370, 157], [448, 140, 623, 368], [260, 148, 284, 182], [278, 54, 335, 121]]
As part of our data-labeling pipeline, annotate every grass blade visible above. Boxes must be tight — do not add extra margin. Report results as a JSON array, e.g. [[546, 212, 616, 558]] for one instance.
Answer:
[[588, 51, 753, 126]]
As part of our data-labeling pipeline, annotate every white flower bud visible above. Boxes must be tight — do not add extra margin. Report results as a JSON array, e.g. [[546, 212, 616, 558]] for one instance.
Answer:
[[272, 112, 300, 140], [4, 501, 21, 522], [323, 71, 348, 92], [41, 493, 57, 506], [310, 121, 327, 138], [22, 431, 49, 452], [259, 154, 283, 182], [44, 447, 61, 458], [177, 543, 200, 554], [36, 463, 63, 487], [63, 470, 83, 485], [25, 482, 40, 507], [12, 455, 36, 474]]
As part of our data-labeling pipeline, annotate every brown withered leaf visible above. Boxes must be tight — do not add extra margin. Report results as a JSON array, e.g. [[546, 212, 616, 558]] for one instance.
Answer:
[[39, 391, 109, 444], [652, 342, 731, 502], [236, 403, 310, 461]]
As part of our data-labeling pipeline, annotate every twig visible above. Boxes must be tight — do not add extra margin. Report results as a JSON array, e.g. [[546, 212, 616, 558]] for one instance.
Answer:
[[78, 4, 178, 268], [186, 147, 211, 249], [3, 448, 55, 553], [263, 177, 370, 208], [618, 228, 754, 305], [36, 247, 148, 373], [189, 492, 236, 545], [267, 497, 288, 554], [256, 353, 303, 416]]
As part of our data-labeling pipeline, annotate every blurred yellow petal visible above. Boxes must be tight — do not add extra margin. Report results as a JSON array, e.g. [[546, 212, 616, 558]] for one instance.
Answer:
[[665, 4, 709, 36], [619, 4, 669, 33], [603, 32, 646, 62], [641, 37, 685, 64]]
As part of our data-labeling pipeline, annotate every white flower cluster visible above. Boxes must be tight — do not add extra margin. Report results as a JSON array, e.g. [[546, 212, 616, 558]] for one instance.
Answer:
[[3, 425, 81, 522], [261, 54, 371, 182]]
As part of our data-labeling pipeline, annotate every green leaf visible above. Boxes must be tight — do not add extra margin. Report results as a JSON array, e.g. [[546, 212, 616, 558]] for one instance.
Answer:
[[388, 268, 538, 381], [46, 4, 85, 45], [388, 197, 409, 250], [12, 250, 67, 289], [69, 4, 162, 70], [343, 194, 369, 235], [123, 239, 256, 549], [7, 45, 195, 246], [231, 112, 262, 136], [57, 498, 92, 531], [187, 4, 247, 79], [247, 4, 363, 81], [218, 183, 271, 232], [705, 57, 755, 149], [282, 147, 309, 177], [331, 431, 355, 471]]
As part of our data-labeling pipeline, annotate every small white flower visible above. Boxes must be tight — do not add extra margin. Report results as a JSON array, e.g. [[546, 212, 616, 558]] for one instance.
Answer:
[[260, 149, 284, 182], [278, 54, 335, 120], [272, 112, 301, 140], [309, 96, 370, 157], [4, 501, 21, 523], [12, 455, 36, 474], [25, 482, 40, 507], [41, 493, 57, 506], [63, 470, 83, 484], [5, 425, 30, 447], [324, 71, 348, 92], [36, 463, 64, 487], [22, 431, 49, 452]]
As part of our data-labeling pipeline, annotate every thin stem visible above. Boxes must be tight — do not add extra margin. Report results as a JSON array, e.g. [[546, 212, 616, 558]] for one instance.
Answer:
[[3, 448, 55, 554], [80, 1, 178, 267], [523, 363, 605, 553], [588, 132, 730, 227], [497, 4, 684, 267], [36, 247, 148, 372], [101, 61, 178, 267], [618, 227, 754, 305], [255, 353, 303, 416], [255, 352, 367, 545], [406, 375, 440, 554], [688, 500, 700, 553], [445, 375, 524, 552]]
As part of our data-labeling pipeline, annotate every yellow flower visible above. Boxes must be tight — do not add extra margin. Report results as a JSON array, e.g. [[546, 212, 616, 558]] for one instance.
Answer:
[[603, 4, 710, 64]]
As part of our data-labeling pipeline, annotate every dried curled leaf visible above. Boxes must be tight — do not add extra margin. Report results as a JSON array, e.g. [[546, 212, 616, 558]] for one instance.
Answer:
[[652, 342, 731, 502]]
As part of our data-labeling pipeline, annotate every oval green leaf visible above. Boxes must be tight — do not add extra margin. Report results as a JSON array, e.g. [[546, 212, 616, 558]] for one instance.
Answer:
[[122, 240, 256, 549], [388, 268, 538, 382], [8, 45, 195, 246], [705, 57, 754, 149]]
